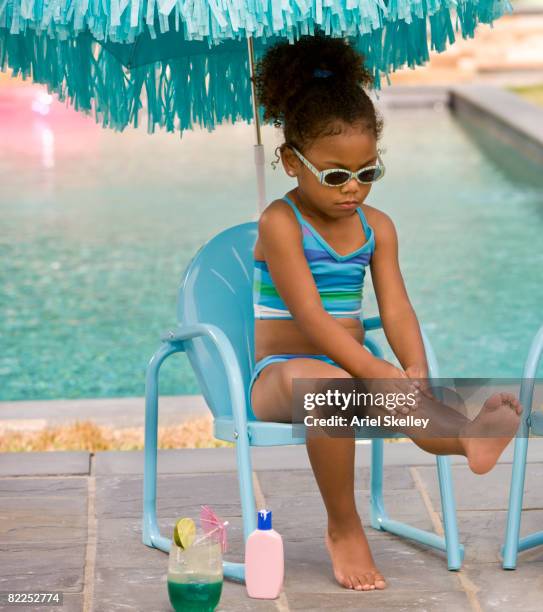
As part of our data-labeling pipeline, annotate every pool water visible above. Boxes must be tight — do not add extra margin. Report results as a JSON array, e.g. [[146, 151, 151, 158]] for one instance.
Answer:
[[1, 88, 542, 400]]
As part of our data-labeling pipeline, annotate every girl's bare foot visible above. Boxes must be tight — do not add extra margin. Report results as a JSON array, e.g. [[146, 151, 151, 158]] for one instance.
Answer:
[[461, 392, 523, 475], [325, 515, 387, 591]]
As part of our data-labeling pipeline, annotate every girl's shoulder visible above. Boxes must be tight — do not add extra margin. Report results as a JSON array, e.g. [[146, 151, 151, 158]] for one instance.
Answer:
[[360, 203, 397, 238], [258, 198, 300, 230], [256, 199, 303, 251]]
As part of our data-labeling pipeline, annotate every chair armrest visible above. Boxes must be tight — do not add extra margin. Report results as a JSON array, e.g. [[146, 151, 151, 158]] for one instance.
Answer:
[[161, 323, 249, 434], [362, 316, 382, 331]]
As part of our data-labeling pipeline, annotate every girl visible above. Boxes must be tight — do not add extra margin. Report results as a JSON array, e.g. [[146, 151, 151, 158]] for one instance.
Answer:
[[249, 35, 522, 592]]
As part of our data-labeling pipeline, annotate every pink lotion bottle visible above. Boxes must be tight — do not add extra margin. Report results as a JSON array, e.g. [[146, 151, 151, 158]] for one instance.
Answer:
[[245, 509, 284, 599]]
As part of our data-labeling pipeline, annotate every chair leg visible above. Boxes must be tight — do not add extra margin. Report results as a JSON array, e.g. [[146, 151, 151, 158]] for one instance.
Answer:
[[221, 430, 258, 584], [236, 432, 258, 544], [502, 436, 530, 569], [142, 337, 252, 583], [370, 439, 387, 530], [369, 441, 464, 569], [436, 455, 463, 570], [516, 529, 543, 554], [365, 324, 463, 567], [142, 341, 184, 552], [502, 324, 543, 567]]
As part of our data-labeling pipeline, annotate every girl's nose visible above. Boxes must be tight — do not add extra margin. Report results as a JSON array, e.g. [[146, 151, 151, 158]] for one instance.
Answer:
[[341, 177, 359, 192]]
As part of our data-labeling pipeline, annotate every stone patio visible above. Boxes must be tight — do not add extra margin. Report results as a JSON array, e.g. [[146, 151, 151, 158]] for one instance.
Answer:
[[2, 441, 543, 611]]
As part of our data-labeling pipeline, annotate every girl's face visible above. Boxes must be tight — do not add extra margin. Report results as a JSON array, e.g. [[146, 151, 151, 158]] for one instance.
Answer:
[[281, 122, 379, 217]]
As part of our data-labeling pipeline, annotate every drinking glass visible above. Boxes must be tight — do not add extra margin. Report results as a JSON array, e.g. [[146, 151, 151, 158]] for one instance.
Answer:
[[167, 528, 223, 612]]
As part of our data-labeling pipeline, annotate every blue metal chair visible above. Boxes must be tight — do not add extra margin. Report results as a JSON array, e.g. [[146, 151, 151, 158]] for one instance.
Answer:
[[142, 222, 464, 582], [502, 325, 543, 569]]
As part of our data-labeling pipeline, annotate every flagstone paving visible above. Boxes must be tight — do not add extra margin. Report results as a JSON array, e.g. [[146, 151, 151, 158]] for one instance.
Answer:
[[2, 441, 543, 611]]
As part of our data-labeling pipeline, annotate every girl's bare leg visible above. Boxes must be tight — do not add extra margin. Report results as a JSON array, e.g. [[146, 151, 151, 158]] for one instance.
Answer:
[[402, 391, 523, 474], [306, 435, 386, 590], [251, 359, 386, 591], [251, 358, 522, 592], [325, 378, 523, 475]]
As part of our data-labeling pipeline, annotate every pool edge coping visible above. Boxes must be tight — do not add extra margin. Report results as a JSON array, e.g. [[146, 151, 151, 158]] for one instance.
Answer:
[[449, 84, 543, 163]]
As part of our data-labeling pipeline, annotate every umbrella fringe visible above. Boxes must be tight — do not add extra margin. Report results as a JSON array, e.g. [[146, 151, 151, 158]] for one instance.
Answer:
[[0, 0, 512, 133], [0, 29, 258, 133], [0, 0, 511, 44]]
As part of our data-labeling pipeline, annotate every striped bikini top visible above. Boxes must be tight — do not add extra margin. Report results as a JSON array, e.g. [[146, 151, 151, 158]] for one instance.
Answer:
[[253, 194, 375, 320]]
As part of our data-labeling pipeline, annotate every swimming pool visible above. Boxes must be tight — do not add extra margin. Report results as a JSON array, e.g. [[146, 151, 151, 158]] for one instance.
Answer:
[[1, 87, 542, 400]]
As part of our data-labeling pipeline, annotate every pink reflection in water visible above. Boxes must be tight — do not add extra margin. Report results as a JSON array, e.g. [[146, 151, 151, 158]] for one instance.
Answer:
[[0, 79, 100, 168]]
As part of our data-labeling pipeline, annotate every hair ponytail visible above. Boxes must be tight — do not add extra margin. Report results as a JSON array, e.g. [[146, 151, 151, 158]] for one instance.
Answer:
[[255, 35, 382, 149]]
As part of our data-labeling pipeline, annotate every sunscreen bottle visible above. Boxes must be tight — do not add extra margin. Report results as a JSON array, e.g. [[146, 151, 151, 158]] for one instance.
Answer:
[[245, 509, 284, 599]]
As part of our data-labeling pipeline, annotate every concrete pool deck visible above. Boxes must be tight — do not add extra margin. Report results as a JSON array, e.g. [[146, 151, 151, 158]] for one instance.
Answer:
[[0, 395, 209, 431], [2, 441, 543, 611]]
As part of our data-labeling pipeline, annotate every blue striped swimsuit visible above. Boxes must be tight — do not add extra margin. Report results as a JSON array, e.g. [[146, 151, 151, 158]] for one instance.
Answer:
[[250, 194, 375, 408]]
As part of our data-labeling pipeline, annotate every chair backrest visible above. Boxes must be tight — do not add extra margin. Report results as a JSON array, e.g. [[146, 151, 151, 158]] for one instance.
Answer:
[[177, 222, 258, 420]]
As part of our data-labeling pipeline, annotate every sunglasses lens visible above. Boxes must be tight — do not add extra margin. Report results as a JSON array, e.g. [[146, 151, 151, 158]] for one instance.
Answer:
[[357, 166, 383, 183], [324, 171, 351, 186]]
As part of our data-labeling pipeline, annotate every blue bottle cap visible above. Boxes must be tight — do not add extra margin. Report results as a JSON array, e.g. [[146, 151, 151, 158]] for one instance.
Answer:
[[257, 509, 272, 530]]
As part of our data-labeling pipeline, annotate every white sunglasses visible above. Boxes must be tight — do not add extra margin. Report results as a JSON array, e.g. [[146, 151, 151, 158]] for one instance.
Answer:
[[290, 145, 386, 187]]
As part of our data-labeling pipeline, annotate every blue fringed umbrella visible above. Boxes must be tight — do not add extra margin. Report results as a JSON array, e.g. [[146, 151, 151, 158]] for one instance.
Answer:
[[0, 0, 512, 209]]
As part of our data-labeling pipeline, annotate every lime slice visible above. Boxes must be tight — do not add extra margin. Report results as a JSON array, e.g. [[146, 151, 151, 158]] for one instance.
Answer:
[[173, 518, 196, 549]]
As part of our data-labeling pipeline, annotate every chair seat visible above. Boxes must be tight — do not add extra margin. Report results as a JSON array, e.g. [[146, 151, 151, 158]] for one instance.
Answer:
[[214, 417, 403, 446]]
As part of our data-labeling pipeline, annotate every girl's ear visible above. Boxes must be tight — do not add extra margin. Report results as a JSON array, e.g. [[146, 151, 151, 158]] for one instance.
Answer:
[[281, 145, 299, 177]]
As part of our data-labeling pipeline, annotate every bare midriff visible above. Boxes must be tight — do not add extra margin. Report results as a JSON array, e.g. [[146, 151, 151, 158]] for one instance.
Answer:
[[254, 317, 365, 362]]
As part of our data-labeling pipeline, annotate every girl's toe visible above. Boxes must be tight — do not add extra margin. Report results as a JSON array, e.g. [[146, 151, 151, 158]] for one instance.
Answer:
[[506, 394, 523, 414], [342, 575, 353, 590], [336, 571, 352, 590], [361, 574, 374, 590], [372, 571, 387, 589], [348, 575, 361, 590]]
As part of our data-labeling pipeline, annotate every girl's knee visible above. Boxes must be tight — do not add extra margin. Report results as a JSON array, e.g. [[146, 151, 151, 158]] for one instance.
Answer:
[[331, 368, 351, 379]]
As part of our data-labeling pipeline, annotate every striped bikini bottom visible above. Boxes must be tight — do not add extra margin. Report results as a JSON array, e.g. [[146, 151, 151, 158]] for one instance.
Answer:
[[248, 353, 340, 410]]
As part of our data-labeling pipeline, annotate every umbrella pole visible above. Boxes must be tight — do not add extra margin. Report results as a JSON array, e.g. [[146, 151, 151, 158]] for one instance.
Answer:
[[247, 37, 267, 215]]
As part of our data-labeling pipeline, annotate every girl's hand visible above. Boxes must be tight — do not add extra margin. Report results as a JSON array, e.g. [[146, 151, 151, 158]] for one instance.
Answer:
[[365, 358, 420, 416], [405, 364, 434, 402]]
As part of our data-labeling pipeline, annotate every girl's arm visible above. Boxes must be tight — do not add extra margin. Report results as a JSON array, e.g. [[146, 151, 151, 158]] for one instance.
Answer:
[[367, 206, 429, 378], [259, 201, 405, 379]]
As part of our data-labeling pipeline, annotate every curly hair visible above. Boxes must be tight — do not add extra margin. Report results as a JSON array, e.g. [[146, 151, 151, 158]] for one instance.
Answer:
[[254, 34, 383, 150]]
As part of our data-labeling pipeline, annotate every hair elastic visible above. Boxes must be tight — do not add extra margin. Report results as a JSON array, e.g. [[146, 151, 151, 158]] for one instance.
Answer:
[[313, 68, 333, 78]]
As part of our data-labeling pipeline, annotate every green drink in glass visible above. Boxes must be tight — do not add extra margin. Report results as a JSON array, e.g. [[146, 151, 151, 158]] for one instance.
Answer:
[[167, 579, 222, 612], [167, 526, 223, 612]]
